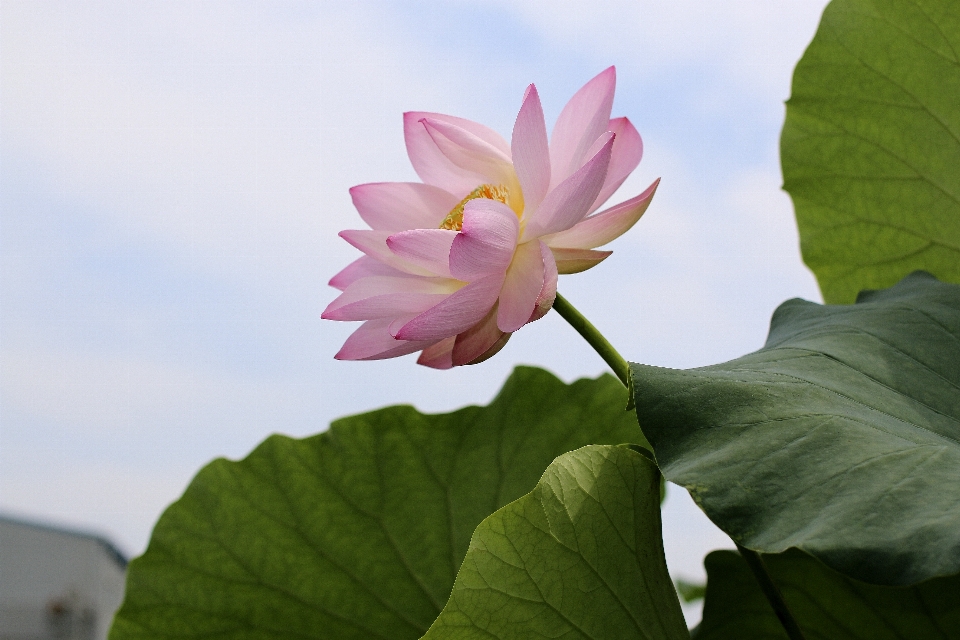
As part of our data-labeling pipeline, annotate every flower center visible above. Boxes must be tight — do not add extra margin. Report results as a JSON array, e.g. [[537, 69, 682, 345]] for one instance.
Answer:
[[439, 184, 510, 231]]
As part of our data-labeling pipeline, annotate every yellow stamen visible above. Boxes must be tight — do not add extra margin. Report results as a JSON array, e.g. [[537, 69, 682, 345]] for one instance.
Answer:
[[439, 184, 510, 231]]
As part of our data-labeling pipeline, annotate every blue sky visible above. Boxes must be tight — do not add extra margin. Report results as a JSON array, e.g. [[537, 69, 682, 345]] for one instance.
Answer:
[[2, 0, 828, 623]]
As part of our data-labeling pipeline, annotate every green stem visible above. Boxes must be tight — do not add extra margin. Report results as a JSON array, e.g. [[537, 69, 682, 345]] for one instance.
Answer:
[[736, 544, 807, 640], [552, 292, 630, 387], [553, 292, 807, 640]]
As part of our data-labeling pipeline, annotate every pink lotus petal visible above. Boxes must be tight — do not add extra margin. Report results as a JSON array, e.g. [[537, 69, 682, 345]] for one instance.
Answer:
[[497, 240, 546, 333], [420, 118, 515, 187], [328, 256, 409, 291], [549, 67, 616, 189], [551, 248, 612, 274], [350, 182, 461, 232], [452, 304, 508, 366], [417, 336, 456, 369], [522, 133, 614, 241], [404, 119, 481, 196], [395, 273, 504, 341], [529, 241, 558, 322], [590, 117, 644, 213], [449, 199, 519, 281], [550, 249, 613, 275], [404, 112, 508, 196], [408, 111, 511, 156], [511, 84, 551, 214], [339, 229, 432, 276], [322, 276, 459, 321], [335, 317, 437, 361], [387, 229, 457, 278], [463, 332, 510, 365], [323, 291, 448, 322], [543, 178, 659, 250]]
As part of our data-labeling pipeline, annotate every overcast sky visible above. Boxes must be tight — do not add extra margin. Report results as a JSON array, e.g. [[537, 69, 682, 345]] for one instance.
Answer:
[[2, 0, 828, 624]]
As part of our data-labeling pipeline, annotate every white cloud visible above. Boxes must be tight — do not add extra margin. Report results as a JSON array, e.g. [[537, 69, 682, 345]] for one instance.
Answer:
[[2, 2, 316, 268], [0, 347, 299, 437], [444, 0, 828, 102]]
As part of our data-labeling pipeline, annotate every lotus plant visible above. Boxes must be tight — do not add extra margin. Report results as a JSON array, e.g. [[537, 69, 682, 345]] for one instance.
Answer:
[[323, 67, 659, 368]]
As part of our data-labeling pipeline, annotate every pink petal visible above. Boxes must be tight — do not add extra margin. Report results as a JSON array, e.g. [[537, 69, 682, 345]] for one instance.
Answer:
[[522, 133, 614, 241], [417, 337, 456, 369], [404, 111, 508, 195], [590, 117, 644, 213], [420, 118, 515, 187], [550, 248, 612, 274], [452, 304, 508, 366], [449, 199, 519, 282], [497, 240, 546, 333], [543, 178, 659, 250], [462, 332, 510, 366], [395, 273, 504, 341], [549, 67, 616, 189], [511, 84, 551, 214], [328, 256, 409, 291], [339, 229, 432, 276], [530, 241, 558, 322], [387, 228, 457, 278], [322, 276, 458, 321], [335, 317, 437, 361], [350, 182, 461, 232], [408, 111, 511, 156]]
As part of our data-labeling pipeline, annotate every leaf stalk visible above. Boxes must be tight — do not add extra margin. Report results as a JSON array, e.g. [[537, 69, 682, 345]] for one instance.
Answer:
[[552, 292, 630, 387], [736, 544, 807, 640]]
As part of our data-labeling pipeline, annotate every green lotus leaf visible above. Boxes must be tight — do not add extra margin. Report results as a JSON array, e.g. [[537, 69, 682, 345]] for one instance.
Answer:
[[694, 549, 960, 639], [423, 445, 689, 640], [631, 272, 960, 585], [781, 0, 960, 304], [110, 367, 645, 640]]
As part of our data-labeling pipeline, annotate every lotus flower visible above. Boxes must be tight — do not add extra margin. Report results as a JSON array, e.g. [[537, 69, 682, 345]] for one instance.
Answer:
[[323, 67, 658, 369]]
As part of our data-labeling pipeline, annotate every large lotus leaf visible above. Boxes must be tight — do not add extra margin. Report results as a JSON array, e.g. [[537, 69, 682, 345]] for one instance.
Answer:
[[110, 367, 646, 640], [630, 271, 960, 586], [694, 549, 960, 639], [423, 445, 689, 640], [781, 0, 960, 304]]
